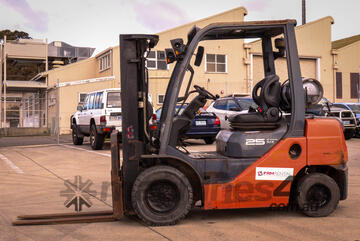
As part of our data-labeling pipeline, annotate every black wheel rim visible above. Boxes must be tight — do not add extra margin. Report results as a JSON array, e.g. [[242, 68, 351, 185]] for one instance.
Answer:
[[90, 129, 95, 146], [72, 128, 77, 140], [145, 180, 180, 213], [306, 184, 331, 209]]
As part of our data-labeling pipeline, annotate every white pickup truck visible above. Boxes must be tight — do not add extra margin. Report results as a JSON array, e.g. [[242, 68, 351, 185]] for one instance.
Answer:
[[70, 88, 122, 150]]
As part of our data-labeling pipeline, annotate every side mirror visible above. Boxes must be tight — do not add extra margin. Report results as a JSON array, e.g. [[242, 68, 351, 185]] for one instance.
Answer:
[[165, 48, 176, 64], [194, 46, 204, 67], [230, 107, 241, 111], [77, 105, 83, 111]]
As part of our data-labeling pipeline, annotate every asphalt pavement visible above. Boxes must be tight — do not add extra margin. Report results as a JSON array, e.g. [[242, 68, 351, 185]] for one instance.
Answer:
[[0, 138, 359, 240]]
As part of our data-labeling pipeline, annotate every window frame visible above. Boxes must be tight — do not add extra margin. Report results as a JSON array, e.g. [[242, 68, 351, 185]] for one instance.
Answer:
[[205, 53, 227, 73], [146, 50, 169, 70], [350, 72, 360, 99], [106, 91, 121, 108], [99, 52, 112, 72], [82, 95, 89, 110], [336, 72, 342, 99], [78, 93, 87, 103], [95, 92, 104, 109], [157, 94, 165, 105], [88, 93, 96, 110]]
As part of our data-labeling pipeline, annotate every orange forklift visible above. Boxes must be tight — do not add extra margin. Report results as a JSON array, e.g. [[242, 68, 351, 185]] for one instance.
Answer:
[[14, 19, 348, 226]]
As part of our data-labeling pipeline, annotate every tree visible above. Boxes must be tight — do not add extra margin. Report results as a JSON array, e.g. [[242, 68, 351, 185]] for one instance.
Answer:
[[0, 29, 31, 42]]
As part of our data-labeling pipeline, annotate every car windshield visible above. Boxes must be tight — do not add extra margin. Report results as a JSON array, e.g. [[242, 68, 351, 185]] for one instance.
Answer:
[[236, 98, 258, 109], [107, 92, 121, 108], [347, 104, 360, 112]]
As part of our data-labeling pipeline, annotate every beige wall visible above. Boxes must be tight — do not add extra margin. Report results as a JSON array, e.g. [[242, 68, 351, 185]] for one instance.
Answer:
[[250, 17, 334, 100], [45, 48, 118, 134], [149, 7, 248, 108], [334, 41, 360, 102], [41, 7, 360, 134]]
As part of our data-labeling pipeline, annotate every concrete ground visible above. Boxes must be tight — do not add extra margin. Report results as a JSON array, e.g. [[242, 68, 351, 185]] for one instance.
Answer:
[[0, 137, 359, 241]]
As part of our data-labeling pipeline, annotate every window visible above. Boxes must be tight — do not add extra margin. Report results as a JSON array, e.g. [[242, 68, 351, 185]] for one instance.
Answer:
[[78, 93, 87, 103], [227, 99, 239, 110], [83, 95, 89, 110], [206, 54, 227, 73], [99, 52, 111, 72], [158, 94, 165, 104], [107, 92, 121, 108], [88, 93, 95, 109], [213, 99, 227, 110], [48, 94, 56, 106], [146, 51, 168, 70], [95, 92, 104, 109], [236, 98, 258, 110], [350, 73, 359, 99], [336, 72, 342, 99]]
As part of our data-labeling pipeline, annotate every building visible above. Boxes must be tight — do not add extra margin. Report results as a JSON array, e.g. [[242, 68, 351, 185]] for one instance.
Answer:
[[0, 38, 94, 129], [332, 35, 360, 102], [8, 7, 359, 134]]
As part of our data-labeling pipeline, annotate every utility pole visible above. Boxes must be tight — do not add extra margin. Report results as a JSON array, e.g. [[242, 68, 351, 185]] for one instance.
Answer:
[[302, 0, 306, 25], [57, 79, 60, 144]]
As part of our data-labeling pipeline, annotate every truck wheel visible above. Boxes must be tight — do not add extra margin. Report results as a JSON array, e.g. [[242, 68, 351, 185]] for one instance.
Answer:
[[72, 124, 83, 145], [297, 173, 340, 217], [90, 124, 104, 150], [203, 137, 215, 144], [344, 129, 354, 140], [131, 165, 193, 226]]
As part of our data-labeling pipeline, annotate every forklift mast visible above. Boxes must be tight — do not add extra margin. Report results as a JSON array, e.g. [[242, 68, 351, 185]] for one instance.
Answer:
[[119, 34, 159, 211]]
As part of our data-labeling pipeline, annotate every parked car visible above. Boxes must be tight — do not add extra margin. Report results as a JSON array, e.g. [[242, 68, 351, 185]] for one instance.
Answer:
[[332, 102, 360, 137], [319, 98, 357, 140], [206, 97, 258, 129], [155, 105, 221, 144], [70, 88, 122, 150]]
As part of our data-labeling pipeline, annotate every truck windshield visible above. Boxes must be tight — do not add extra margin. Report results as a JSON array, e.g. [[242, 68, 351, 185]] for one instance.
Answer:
[[107, 92, 121, 108]]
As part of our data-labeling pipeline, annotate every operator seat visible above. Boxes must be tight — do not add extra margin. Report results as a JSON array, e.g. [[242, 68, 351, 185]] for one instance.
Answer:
[[168, 95, 207, 147], [229, 74, 281, 130]]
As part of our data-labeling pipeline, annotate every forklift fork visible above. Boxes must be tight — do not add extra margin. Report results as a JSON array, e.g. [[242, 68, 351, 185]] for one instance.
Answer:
[[12, 131, 123, 226]]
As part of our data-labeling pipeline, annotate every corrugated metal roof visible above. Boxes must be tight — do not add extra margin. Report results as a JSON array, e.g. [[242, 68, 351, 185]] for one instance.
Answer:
[[332, 34, 360, 49]]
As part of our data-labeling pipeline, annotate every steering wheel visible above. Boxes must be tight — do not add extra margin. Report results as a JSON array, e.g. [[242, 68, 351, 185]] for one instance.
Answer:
[[193, 85, 217, 100]]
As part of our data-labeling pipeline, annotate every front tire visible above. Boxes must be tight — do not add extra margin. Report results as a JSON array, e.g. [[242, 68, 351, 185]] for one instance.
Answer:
[[72, 124, 83, 145], [131, 165, 193, 226], [297, 173, 340, 217], [90, 124, 104, 150]]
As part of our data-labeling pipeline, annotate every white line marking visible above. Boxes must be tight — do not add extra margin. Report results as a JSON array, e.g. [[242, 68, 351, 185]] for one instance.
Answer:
[[59, 144, 112, 157], [1, 142, 75, 149], [0, 153, 24, 174]]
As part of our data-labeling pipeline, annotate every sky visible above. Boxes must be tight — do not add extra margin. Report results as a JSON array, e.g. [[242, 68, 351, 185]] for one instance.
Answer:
[[0, 0, 359, 55]]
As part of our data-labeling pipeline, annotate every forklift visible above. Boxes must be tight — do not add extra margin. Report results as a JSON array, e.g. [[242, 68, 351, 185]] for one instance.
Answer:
[[13, 19, 348, 226]]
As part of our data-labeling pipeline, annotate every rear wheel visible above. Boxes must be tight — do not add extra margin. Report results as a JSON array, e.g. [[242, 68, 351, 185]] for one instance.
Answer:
[[297, 173, 340, 217], [131, 165, 193, 226], [72, 124, 83, 145], [203, 137, 215, 144], [90, 124, 104, 150]]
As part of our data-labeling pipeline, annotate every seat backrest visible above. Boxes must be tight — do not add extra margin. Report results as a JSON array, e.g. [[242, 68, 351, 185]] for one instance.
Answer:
[[252, 74, 281, 121]]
